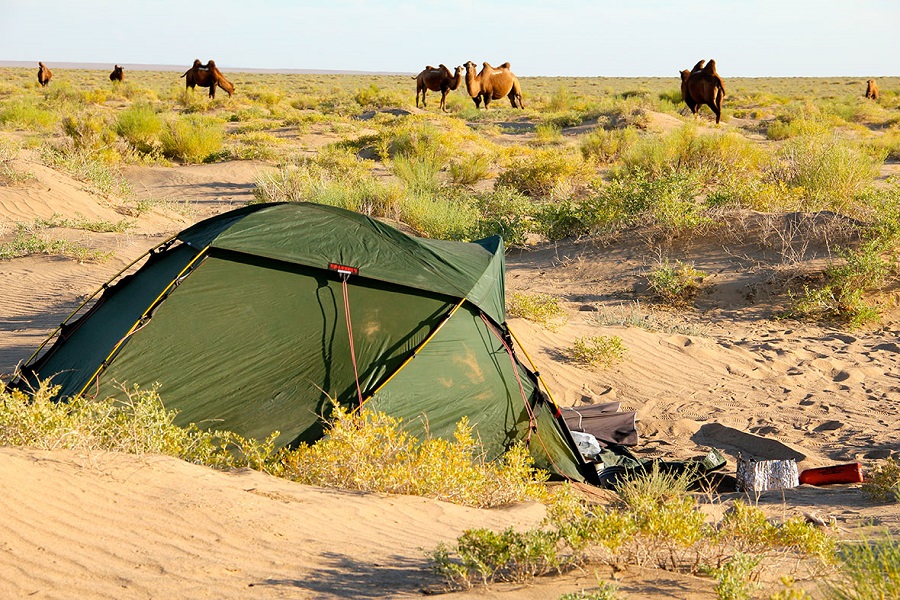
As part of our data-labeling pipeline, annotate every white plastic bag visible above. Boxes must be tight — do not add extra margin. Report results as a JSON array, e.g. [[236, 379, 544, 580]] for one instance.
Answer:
[[570, 430, 603, 460]]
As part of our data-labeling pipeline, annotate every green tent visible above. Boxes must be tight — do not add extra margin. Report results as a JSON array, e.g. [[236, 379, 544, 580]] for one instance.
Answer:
[[13, 202, 596, 483]]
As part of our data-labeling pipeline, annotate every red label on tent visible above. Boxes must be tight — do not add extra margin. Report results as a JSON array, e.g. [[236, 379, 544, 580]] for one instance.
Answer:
[[328, 263, 359, 276]]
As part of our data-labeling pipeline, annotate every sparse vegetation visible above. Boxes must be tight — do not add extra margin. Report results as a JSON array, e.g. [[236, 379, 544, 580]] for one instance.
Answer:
[[570, 335, 626, 368], [861, 458, 900, 503], [646, 260, 707, 305], [507, 292, 567, 329], [431, 464, 837, 593]]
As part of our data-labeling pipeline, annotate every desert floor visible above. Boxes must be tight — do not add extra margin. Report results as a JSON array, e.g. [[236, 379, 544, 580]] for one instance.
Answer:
[[1, 108, 898, 599]]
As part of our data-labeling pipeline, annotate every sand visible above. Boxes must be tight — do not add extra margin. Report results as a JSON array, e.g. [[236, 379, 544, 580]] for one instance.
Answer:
[[1, 118, 898, 598]]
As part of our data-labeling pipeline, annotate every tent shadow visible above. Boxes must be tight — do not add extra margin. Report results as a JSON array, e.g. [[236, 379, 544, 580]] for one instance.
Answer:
[[249, 552, 442, 597], [691, 422, 807, 462]]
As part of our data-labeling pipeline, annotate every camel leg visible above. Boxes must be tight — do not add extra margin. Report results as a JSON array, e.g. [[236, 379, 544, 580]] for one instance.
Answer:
[[482, 94, 491, 110], [440, 90, 448, 112]]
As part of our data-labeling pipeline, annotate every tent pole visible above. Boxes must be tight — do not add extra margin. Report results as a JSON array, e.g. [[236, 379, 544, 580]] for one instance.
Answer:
[[74, 245, 211, 399], [363, 298, 467, 403], [15, 234, 180, 372], [506, 325, 562, 412]]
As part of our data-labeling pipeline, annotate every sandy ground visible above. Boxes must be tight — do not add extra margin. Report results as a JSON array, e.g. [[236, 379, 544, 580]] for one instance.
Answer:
[[1, 118, 898, 598]]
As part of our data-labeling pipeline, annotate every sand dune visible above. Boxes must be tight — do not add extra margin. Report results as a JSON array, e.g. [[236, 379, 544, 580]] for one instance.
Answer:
[[1, 143, 898, 597]]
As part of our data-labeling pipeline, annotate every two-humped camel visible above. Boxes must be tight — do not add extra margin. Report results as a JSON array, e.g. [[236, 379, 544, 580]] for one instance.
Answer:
[[679, 59, 726, 124], [865, 79, 879, 100], [414, 64, 462, 112], [181, 59, 235, 98], [37, 62, 52, 87], [463, 61, 524, 109], [109, 65, 125, 82]]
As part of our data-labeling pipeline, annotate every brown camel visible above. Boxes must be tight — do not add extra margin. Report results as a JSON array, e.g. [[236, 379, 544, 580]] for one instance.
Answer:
[[865, 79, 879, 100], [414, 64, 463, 112], [679, 59, 725, 124], [109, 65, 125, 82], [462, 61, 523, 109], [181, 59, 234, 98], [37, 62, 52, 87]]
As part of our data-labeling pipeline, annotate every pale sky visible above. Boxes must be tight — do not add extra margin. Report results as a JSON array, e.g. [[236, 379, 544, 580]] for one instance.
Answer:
[[1, 0, 898, 77]]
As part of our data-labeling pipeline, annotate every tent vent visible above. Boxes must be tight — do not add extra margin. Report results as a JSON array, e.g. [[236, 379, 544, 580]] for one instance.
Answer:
[[328, 263, 359, 276]]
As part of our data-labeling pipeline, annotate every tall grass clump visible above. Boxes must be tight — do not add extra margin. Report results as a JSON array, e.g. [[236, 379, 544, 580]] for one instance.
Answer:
[[583, 168, 706, 231], [827, 536, 900, 600], [788, 239, 893, 328], [116, 103, 163, 154], [468, 187, 538, 247], [774, 134, 884, 211], [507, 292, 567, 329], [0, 99, 58, 131], [431, 464, 837, 592], [618, 124, 767, 188], [861, 457, 900, 503], [570, 335, 626, 368], [61, 110, 117, 155], [449, 152, 493, 186], [580, 126, 639, 164], [160, 114, 224, 163], [495, 149, 593, 198], [39, 145, 132, 197], [646, 259, 707, 305], [278, 405, 549, 508]]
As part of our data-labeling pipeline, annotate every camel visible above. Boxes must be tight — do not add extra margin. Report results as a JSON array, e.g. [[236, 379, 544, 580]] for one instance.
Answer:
[[181, 59, 234, 98], [414, 64, 463, 112], [109, 65, 125, 82], [462, 61, 524, 109], [865, 79, 879, 100], [37, 62, 52, 87], [679, 59, 726, 124]]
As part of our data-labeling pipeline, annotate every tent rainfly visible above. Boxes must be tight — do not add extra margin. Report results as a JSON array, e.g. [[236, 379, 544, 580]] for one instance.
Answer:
[[13, 202, 598, 483]]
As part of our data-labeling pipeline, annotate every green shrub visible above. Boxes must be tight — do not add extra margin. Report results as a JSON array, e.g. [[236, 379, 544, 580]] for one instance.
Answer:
[[496, 149, 592, 197], [279, 405, 549, 507], [449, 152, 493, 185], [160, 115, 224, 163], [704, 553, 762, 600], [827, 536, 900, 600], [580, 126, 639, 164], [861, 458, 900, 502], [507, 292, 567, 329], [61, 110, 116, 152], [468, 188, 538, 246], [788, 240, 892, 328], [586, 169, 707, 231], [39, 145, 132, 197], [390, 153, 444, 195], [774, 134, 884, 210], [646, 260, 706, 305], [570, 335, 626, 368], [116, 103, 163, 154], [0, 99, 58, 131]]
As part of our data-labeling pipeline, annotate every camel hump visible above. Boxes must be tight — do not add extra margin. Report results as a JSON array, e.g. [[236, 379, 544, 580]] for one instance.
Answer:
[[425, 65, 435, 70], [703, 59, 718, 75], [498, 62, 511, 70], [691, 59, 705, 73]]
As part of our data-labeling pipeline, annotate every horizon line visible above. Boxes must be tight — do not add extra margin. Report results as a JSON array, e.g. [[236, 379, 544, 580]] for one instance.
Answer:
[[1, 60, 896, 79]]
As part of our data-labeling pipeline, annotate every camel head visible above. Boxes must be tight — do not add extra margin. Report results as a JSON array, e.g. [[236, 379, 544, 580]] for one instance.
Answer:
[[463, 61, 477, 73], [679, 69, 691, 83]]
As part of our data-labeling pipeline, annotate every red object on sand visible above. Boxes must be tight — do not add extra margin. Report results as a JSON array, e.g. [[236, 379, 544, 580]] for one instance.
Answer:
[[799, 463, 864, 486]]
